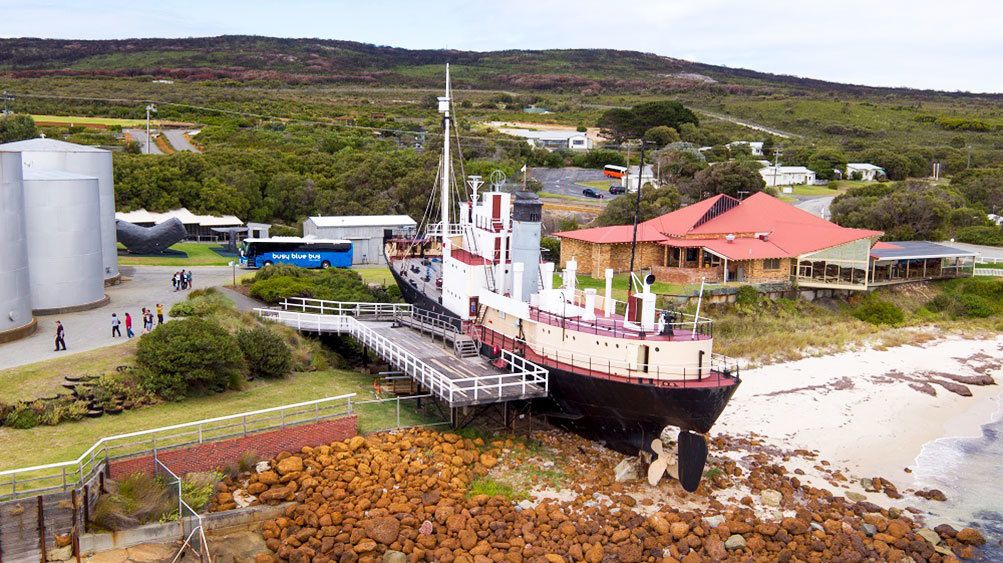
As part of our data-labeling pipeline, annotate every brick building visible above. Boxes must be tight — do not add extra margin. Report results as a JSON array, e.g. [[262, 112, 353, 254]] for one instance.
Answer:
[[556, 192, 884, 288]]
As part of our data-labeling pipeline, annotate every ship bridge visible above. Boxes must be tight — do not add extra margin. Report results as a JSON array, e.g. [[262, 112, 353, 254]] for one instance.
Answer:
[[255, 298, 548, 408]]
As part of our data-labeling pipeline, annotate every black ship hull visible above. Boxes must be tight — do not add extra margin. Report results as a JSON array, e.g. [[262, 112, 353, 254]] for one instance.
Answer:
[[388, 264, 738, 456], [537, 365, 739, 455]]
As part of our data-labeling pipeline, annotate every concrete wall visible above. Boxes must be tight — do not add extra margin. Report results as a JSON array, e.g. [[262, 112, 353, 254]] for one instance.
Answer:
[[109, 415, 357, 478]]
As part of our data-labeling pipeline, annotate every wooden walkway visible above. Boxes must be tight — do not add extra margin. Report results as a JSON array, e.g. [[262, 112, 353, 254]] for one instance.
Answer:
[[256, 304, 548, 408]]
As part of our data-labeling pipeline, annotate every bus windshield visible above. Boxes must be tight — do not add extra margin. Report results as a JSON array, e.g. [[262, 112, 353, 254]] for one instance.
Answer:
[[239, 238, 353, 269]]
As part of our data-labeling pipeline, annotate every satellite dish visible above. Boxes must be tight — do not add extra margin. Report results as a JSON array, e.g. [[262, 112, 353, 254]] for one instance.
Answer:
[[644, 273, 656, 286]]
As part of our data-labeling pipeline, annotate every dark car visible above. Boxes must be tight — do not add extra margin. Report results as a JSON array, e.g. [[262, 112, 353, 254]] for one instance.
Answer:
[[582, 188, 605, 199], [609, 185, 625, 195]]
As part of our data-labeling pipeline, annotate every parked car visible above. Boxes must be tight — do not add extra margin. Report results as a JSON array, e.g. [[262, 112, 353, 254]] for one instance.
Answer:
[[582, 188, 605, 199], [609, 185, 625, 195]]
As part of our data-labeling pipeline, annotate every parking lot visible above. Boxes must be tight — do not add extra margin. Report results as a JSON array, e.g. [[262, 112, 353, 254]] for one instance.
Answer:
[[529, 167, 627, 200]]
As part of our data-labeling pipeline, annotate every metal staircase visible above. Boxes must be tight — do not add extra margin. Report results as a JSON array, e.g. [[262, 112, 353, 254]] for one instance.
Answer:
[[463, 225, 497, 293], [453, 335, 479, 358]]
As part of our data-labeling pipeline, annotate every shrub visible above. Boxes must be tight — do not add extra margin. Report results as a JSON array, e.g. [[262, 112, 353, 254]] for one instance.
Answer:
[[92, 472, 175, 531], [136, 318, 244, 399], [237, 326, 292, 379], [955, 294, 996, 318], [954, 226, 1003, 246], [169, 288, 233, 317], [4, 402, 40, 429], [735, 285, 760, 307], [852, 297, 904, 325], [248, 266, 385, 304]]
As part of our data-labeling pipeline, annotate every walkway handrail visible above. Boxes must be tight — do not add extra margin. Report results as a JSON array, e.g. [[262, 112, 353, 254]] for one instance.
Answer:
[[0, 393, 356, 500], [280, 297, 412, 318], [256, 307, 549, 405]]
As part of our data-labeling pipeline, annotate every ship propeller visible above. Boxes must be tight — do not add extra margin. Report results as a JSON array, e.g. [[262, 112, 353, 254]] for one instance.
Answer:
[[646, 438, 671, 486]]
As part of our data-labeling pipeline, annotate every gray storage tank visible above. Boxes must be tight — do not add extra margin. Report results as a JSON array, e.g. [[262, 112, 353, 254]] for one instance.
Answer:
[[0, 138, 119, 281], [22, 169, 106, 313], [0, 152, 34, 338]]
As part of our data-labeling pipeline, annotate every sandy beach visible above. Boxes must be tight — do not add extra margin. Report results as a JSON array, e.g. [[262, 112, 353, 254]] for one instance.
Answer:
[[717, 334, 1003, 509]]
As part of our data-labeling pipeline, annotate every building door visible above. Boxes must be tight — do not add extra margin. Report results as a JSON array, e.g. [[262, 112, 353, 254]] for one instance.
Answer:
[[492, 194, 502, 230], [638, 345, 650, 373], [736, 266, 745, 282]]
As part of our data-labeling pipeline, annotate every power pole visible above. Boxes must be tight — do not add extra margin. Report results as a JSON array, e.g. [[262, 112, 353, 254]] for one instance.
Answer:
[[772, 144, 783, 189], [145, 103, 157, 154]]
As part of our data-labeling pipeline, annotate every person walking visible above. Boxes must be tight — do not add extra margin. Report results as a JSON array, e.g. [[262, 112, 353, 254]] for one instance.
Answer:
[[125, 312, 134, 338], [156, 303, 164, 325], [179, 269, 187, 290], [111, 313, 121, 337], [186, 270, 193, 289], [54, 320, 66, 351], [172, 271, 178, 291]]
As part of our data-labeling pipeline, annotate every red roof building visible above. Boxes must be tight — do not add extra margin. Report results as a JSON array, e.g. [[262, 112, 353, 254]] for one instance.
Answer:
[[555, 192, 885, 289]]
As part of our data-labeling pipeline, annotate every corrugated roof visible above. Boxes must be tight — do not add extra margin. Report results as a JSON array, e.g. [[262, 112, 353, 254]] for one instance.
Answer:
[[871, 241, 978, 260], [555, 191, 882, 258], [0, 138, 107, 153], [308, 215, 416, 228], [115, 208, 243, 227]]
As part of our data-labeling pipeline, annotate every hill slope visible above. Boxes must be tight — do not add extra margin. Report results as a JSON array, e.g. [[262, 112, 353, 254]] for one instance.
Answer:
[[2, 35, 996, 99]]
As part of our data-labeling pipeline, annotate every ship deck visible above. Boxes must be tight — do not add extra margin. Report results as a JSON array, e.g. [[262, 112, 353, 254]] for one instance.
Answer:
[[390, 256, 443, 304]]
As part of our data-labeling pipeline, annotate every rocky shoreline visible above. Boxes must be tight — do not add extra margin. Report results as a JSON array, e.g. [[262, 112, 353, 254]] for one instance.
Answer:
[[212, 428, 990, 562]]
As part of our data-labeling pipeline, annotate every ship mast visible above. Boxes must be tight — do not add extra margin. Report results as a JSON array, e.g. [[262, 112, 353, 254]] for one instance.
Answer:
[[438, 64, 452, 235], [626, 141, 645, 300]]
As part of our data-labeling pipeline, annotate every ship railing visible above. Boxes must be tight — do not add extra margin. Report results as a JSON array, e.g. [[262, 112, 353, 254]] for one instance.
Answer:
[[256, 308, 547, 405], [528, 305, 713, 340], [425, 222, 466, 237], [478, 326, 739, 388], [280, 297, 412, 320]]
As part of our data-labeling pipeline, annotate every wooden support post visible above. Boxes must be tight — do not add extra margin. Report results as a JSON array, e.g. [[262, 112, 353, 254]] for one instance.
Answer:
[[71, 489, 81, 563], [37, 496, 46, 563], [83, 486, 90, 533]]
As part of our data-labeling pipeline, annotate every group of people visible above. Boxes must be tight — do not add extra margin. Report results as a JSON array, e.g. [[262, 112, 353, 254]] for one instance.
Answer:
[[111, 304, 164, 339], [173, 270, 193, 291]]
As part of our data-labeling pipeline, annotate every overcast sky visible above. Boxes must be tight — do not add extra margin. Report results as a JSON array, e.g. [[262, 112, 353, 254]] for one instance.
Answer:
[[1, 0, 1000, 92]]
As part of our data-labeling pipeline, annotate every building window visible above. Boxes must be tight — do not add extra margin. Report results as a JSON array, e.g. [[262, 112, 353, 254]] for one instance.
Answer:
[[763, 258, 782, 270]]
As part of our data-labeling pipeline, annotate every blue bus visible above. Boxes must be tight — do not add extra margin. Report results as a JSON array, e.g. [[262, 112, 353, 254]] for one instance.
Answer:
[[239, 237, 353, 269]]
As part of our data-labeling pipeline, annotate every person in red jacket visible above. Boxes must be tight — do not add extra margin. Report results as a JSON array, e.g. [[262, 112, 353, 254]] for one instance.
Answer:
[[125, 312, 134, 338]]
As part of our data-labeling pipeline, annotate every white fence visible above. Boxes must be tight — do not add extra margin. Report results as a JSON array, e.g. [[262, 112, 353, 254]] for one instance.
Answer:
[[0, 394, 355, 501]]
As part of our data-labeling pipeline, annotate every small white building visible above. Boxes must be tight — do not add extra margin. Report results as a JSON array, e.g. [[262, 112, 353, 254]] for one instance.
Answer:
[[115, 207, 243, 241], [303, 215, 416, 265], [759, 165, 816, 187], [846, 163, 885, 182], [623, 164, 658, 192], [727, 141, 764, 156], [498, 128, 593, 151]]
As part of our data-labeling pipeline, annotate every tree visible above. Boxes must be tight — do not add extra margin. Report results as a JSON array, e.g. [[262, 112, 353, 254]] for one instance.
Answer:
[[807, 149, 848, 181], [571, 149, 626, 169], [593, 185, 682, 226], [860, 148, 913, 180], [0, 114, 37, 143], [643, 126, 680, 147], [655, 150, 706, 183], [598, 101, 698, 142], [685, 161, 766, 200], [830, 180, 961, 240]]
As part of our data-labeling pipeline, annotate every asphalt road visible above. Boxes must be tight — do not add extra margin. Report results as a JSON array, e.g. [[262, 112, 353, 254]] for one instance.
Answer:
[[938, 241, 1003, 261], [162, 129, 201, 153], [0, 266, 235, 371], [530, 167, 625, 200], [794, 196, 834, 220], [125, 129, 163, 154]]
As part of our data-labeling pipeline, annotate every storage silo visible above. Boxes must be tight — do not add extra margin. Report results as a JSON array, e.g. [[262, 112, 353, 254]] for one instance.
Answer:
[[0, 138, 119, 282], [22, 169, 106, 313], [0, 152, 34, 340]]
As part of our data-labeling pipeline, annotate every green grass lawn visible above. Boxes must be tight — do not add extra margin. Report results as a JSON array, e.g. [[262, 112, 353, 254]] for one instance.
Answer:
[[118, 243, 234, 266], [354, 266, 394, 286], [0, 344, 438, 470], [556, 272, 714, 299], [577, 180, 615, 191], [784, 180, 876, 197]]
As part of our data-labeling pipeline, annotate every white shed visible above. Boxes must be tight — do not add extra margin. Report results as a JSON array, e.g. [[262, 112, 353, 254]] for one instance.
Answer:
[[846, 163, 885, 182], [759, 166, 816, 187], [303, 215, 416, 265]]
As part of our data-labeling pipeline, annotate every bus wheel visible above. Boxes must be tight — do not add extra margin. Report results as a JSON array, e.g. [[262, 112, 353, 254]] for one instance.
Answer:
[[263, 261, 273, 267], [321, 260, 331, 269]]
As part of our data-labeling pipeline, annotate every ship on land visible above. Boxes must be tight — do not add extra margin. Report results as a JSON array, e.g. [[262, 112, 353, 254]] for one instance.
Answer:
[[386, 66, 740, 490]]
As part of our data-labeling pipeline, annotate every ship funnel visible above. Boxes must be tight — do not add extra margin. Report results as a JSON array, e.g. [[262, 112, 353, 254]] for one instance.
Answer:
[[510, 190, 543, 302]]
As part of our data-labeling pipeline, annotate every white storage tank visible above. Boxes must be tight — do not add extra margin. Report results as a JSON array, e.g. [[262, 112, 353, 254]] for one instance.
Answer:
[[0, 152, 34, 338], [22, 169, 106, 313], [0, 138, 119, 281]]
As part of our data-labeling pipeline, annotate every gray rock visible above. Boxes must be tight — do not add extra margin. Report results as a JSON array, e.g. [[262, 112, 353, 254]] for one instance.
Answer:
[[846, 491, 867, 502], [46, 545, 72, 562], [725, 534, 746, 550], [760, 489, 782, 507], [862, 523, 877, 537], [861, 478, 875, 491], [705, 515, 725, 529], [916, 528, 941, 545], [614, 458, 639, 482], [383, 551, 407, 563]]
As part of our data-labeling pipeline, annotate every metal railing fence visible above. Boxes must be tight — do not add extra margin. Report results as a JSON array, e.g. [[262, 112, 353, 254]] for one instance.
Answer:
[[0, 394, 355, 501]]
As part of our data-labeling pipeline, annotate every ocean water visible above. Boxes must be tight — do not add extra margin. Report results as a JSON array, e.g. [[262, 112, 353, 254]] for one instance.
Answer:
[[913, 415, 1003, 559]]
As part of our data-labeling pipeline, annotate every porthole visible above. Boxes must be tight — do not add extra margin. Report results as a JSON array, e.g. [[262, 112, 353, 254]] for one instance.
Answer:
[[655, 347, 660, 352]]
